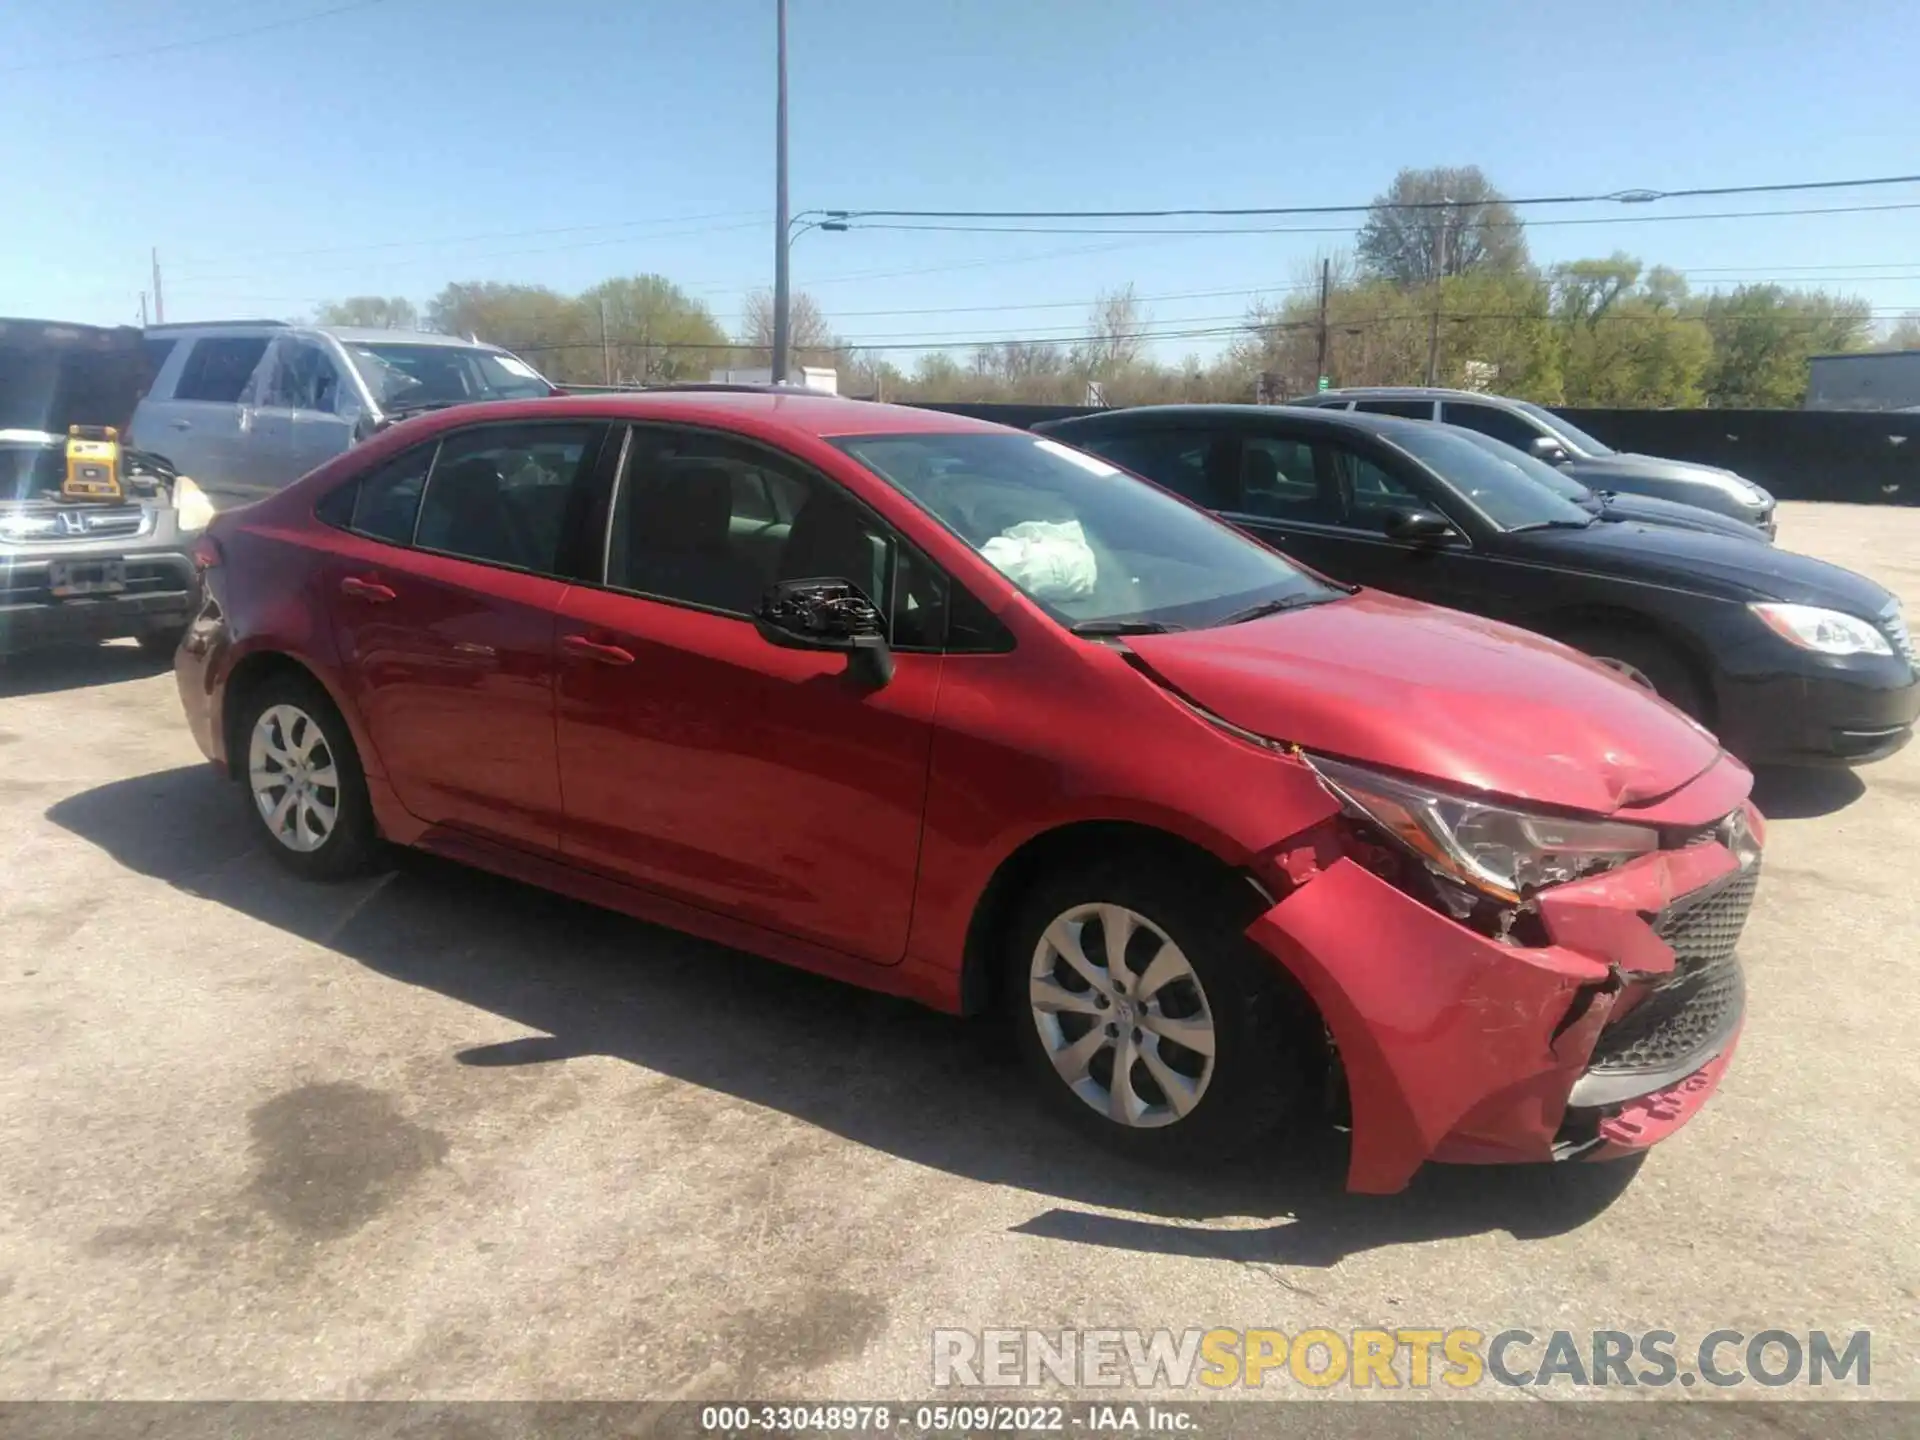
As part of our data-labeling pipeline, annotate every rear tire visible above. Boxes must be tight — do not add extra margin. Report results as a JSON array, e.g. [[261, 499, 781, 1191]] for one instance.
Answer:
[[1561, 627, 1707, 721], [1004, 857, 1317, 1163], [236, 673, 380, 881]]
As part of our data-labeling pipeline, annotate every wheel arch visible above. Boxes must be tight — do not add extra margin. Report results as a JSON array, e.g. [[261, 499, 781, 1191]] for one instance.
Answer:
[[1532, 601, 1720, 724], [956, 818, 1271, 1018], [220, 649, 363, 781]]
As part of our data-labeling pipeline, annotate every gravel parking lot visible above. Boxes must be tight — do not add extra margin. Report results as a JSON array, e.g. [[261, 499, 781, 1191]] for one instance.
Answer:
[[2, 501, 1916, 1407]]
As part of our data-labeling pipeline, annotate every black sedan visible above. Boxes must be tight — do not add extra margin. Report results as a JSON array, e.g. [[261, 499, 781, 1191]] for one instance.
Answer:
[[1035, 405, 1920, 765]]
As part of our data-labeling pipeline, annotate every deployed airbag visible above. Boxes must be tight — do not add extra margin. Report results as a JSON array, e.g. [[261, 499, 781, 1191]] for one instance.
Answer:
[[980, 519, 1098, 601]]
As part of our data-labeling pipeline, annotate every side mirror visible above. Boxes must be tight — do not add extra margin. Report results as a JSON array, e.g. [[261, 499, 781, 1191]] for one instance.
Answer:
[[754, 578, 894, 685], [1383, 507, 1460, 544], [1529, 435, 1571, 466]]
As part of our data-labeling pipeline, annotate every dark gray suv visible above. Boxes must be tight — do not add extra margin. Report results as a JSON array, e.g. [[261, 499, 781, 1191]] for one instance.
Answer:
[[1297, 388, 1777, 537]]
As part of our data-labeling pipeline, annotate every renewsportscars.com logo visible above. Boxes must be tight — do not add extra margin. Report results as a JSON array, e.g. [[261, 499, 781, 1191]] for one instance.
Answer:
[[932, 1328, 1872, 1391]]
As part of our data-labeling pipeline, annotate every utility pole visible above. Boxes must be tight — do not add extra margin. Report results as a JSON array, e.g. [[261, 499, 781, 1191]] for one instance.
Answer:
[[150, 248, 165, 324], [1314, 257, 1331, 390], [770, 0, 791, 386], [1424, 211, 1448, 386], [139, 292, 149, 327], [600, 298, 613, 385]]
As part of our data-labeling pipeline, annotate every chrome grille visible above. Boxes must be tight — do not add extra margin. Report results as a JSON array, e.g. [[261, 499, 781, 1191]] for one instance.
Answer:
[[0, 505, 153, 544]]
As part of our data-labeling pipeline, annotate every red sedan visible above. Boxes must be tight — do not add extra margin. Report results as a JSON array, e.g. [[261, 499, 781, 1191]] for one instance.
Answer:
[[174, 391, 1763, 1193]]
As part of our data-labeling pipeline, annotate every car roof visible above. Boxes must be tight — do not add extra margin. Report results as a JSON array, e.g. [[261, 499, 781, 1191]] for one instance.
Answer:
[[320, 327, 508, 349], [1047, 402, 1436, 440], [144, 321, 508, 352], [1307, 386, 1524, 404], [377, 390, 1013, 443]]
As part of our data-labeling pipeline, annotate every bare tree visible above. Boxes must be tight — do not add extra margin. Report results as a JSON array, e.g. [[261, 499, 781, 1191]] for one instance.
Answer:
[[741, 290, 836, 354], [1073, 285, 1147, 376], [1356, 166, 1529, 286]]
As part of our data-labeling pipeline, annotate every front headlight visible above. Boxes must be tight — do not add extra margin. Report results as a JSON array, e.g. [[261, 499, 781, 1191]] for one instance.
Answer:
[[1750, 602, 1892, 657], [172, 475, 216, 533], [1306, 754, 1658, 903]]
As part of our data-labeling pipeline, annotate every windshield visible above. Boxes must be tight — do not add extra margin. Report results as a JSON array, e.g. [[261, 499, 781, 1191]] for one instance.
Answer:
[[834, 432, 1343, 630], [1449, 428, 1595, 503], [1389, 426, 1595, 531], [1512, 400, 1615, 457], [344, 342, 552, 410]]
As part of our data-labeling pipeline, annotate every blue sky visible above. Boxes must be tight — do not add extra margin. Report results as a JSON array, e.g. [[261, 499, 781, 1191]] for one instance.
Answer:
[[5, 0, 1919, 362]]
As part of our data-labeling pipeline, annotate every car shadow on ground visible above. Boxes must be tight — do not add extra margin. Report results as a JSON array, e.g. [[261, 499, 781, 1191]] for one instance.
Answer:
[[0, 641, 173, 698], [48, 764, 1648, 1269], [1749, 764, 1867, 820]]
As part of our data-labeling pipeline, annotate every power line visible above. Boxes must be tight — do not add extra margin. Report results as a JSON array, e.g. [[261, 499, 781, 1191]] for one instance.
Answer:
[[841, 199, 1920, 238], [0, 0, 393, 74], [830, 172, 1920, 222]]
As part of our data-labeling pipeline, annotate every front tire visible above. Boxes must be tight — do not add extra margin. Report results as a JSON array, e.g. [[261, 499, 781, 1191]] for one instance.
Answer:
[[238, 674, 380, 880], [1005, 858, 1315, 1163]]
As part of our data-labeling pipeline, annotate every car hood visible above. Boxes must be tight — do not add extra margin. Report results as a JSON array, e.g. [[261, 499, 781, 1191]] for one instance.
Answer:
[[1567, 452, 1770, 504], [1510, 519, 1894, 610], [1596, 490, 1771, 542], [1126, 591, 1722, 816]]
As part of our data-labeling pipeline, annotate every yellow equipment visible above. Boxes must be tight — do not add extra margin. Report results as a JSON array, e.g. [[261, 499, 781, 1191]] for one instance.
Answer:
[[63, 424, 124, 500]]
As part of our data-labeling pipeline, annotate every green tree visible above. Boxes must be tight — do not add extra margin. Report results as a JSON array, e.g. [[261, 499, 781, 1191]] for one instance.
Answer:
[[1698, 285, 1873, 407], [424, 282, 592, 380], [314, 296, 418, 329], [1551, 255, 1708, 407], [580, 274, 730, 383], [1356, 166, 1529, 286]]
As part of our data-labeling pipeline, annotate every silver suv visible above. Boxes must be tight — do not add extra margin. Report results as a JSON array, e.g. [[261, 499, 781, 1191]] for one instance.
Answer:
[[129, 322, 555, 505]]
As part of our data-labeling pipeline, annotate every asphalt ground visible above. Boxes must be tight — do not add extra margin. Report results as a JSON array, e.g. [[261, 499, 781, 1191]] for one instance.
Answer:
[[1, 501, 1915, 1413]]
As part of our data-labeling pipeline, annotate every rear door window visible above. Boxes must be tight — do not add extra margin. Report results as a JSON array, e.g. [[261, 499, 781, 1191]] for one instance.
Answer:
[[345, 445, 436, 545], [1076, 428, 1241, 510], [171, 336, 271, 403], [141, 338, 179, 391], [1353, 398, 1437, 419], [413, 423, 602, 575], [1440, 400, 1540, 450]]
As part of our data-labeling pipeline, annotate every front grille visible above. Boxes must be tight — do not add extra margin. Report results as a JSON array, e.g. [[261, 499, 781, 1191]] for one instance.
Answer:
[[68, 506, 150, 539], [0, 505, 153, 544], [1880, 598, 1915, 666], [1584, 864, 1757, 1078], [123, 558, 194, 595]]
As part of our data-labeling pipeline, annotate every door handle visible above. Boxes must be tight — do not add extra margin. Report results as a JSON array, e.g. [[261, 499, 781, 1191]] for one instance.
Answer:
[[339, 576, 396, 603], [561, 634, 635, 666], [170, 418, 193, 430]]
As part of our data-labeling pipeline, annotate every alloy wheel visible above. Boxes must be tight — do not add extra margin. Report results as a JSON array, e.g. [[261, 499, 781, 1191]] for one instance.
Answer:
[[1028, 902, 1217, 1128], [248, 703, 340, 854]]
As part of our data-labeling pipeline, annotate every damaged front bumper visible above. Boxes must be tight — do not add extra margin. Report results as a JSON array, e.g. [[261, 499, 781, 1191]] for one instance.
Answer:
[[1247, 798, 1762, 1195]]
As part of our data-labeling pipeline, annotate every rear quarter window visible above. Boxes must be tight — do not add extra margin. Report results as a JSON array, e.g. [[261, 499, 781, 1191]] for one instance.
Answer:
[[172, 336, 270, 403]]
